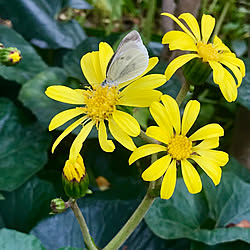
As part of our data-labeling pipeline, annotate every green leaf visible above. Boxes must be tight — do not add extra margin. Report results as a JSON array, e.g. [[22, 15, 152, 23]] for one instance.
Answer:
[[0, 193, 4, 200], [0, 25, 47, 84], [237, 58, 250, 110], [63, 37, 101, 82], [0, 0, 86, 49], [18, 67, 71, 128], [0, 228, 45, 250], [31, 194, 168, 249], [145, 173, 250, 245], [0, 98, 51, 192], [0, 176, 57, 232]]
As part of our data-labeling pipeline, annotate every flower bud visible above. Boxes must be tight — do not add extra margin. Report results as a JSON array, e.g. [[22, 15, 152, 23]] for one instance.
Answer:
[[50, 198, 67, 214], [182, 57, 212, 86], [62, 154, 89, 199], [0, 47, 22, 66]]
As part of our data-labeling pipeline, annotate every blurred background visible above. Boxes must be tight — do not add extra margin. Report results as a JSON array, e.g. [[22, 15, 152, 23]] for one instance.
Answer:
[[0, 0, 249, 249]]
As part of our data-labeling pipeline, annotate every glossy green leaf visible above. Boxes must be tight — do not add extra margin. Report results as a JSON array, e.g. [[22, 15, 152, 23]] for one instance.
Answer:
[[0, 177, 57, 232], [0, 228, 45, 250], [237, 58, 250, 110], [18, 67, 71, 128], [145, 173, 250, 245], [0, 25, 47, 84], [0, 98, 51, 192], [31, 193, 169, 249], [0, 0, 86, 49]]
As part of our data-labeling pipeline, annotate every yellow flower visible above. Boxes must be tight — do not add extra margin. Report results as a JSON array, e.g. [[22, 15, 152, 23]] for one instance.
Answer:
[[129, 95, 229, 199], [46, 42, 166, 161], [161, 13, 246, 102]]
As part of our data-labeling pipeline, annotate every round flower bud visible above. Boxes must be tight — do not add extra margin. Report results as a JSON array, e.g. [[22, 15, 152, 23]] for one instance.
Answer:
[[50, 198, 67, 214], [182, 57, 212, 86], [0, 47, 22, 66], [62, 154, 89, 199]]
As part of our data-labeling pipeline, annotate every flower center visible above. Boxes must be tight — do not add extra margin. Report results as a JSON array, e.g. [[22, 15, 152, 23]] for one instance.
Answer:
[[9, 51, 21, 63], [196, 41, 219, 62], [167, 135, 192, 161], [83, 85, 119, 122]]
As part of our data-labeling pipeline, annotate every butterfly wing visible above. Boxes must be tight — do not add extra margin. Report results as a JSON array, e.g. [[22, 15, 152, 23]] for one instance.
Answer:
[[105, 30, 149, 86]]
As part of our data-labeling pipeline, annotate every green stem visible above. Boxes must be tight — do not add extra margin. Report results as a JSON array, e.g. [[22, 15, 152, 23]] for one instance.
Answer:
[[103, 183, 156, 250], [213, 0, 232, 37], [139, 129, 159, 144], [208, 0, 218, 13], [175, 79, 190, 106], [70, 199, 98, 250]]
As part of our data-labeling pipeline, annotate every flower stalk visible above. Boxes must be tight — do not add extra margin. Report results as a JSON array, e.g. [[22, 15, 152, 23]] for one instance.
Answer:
[[103, 182, 156, 250], [69, 198, 98, 250]]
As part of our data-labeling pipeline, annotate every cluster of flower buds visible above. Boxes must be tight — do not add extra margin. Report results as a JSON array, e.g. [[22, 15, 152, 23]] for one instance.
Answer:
[[0, 44, 22, 66]]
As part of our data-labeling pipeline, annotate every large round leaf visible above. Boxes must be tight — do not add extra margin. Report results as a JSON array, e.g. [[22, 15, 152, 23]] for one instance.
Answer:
[[0, 228, 45, 250], [0, 0, 87, 49], [0, 25, 47, 84], [0, 177, 57, 232], [31, 192, 169, 249], [18, 67, 71, 128], [0, 98, 51, 192], [145, 173, 250, 245], [237, 58, 250, 110]]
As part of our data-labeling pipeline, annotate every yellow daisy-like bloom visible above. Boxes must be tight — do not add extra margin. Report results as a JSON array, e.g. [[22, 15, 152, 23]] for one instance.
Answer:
[[45, 42, 166, 161], [161, 13, 246, 102], [129, 95, 229, 199]]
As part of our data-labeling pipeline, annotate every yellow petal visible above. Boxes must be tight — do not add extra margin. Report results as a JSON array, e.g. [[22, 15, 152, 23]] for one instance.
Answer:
[[192, 138, 219, 151], [196, 150, 229, 166], [129, 144, 167, 165], [52, 117, 86, 153], [161, 13, 196, 41], [49, 108, 85, 131], [118, 90, 162, 107], [112, 110, 140, 137], [142, 155, 171, 181], [165, 54, 199, 81], [146, 126, 170, 144], [99, 42, 114, 79], [219, 54, 245, 76], [149, 101, 173, 138], [160, 159, 177, 199], [161, 95, 180, 134], [80, 52, 102, 87], [69, 121, 94, 161], [108, 117, 136, 151], [119, 57, 159, 89], [191, 155, 222, 185], [209, 60, 224, 85], [218, 67, 237, 102], [45, 86, 85, 104], [209, 61, 237, 102], [220, 60, 242, 87], [162, 31, 197, 51], [201, 14, 215, 44], [121, 74, 166, 94], [181, 100, 200, 136], [98, 120, 115, 152], [213, 36, 231, 52], [189, 123, 224, 141], [178, 13, 201, 41], [181, 159, 202, 194]]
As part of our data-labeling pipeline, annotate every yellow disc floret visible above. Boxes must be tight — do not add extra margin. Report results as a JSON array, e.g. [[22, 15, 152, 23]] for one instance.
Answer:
[[83, 85, 119, 123], [197, 41, 220, 62], [63, 154, 86, 182], [9, 51, 22, 63], [167, 135, 192, 160]]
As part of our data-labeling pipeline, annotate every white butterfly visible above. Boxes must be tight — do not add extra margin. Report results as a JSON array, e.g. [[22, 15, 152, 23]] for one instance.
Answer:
[[102, 30, 149, 87]]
